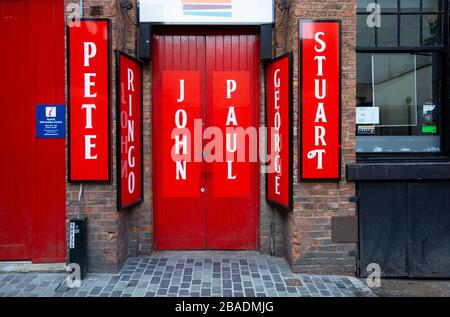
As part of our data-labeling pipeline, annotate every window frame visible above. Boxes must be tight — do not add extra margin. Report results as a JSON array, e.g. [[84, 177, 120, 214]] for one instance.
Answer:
[[356, 0, 449, 161]]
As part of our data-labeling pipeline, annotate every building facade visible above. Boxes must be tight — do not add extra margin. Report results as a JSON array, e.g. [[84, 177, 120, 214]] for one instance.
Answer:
[[1, 0, 449, 278]]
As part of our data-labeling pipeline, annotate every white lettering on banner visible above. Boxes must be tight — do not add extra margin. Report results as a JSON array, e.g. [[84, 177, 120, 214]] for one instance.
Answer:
[[177, 79, 185, 103], [82, 43, 98, 160], [121, 67, 137, 194], [315, 103, 327, 122], [128, 146, 136, 168], [175, 80, 188, 180], [226, 80, 238, 180], [225, 106, 237, 126], [226, 80, 236, 99], [175, 134, 188, 156], [308, 149, 326, 169], [226, 133, 237, 153], [273, 68, 281, 195], [81, 104, 96, 129], [83, 42, 97, 66], [128, 69, 135, 92], [128, 120, 135, 142], [176, 161, 187, 180], [314, 32, 326, 52], [309, 31, 328, 170], [128, 145, 136, 194], [84, 135, 97, 159], [314, 56, 326, 76], [84, 73, 97, 98], [128, 171, 135, 194]]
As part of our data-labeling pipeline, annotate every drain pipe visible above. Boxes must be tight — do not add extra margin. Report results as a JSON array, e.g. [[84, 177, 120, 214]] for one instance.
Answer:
[[270, 208, 276, 256], [68, 0, 88, 280], [80, 0, 84, 17], [77, 0, 84, 219], [268, 0, 287, 258], [77, 184, 83, 218]]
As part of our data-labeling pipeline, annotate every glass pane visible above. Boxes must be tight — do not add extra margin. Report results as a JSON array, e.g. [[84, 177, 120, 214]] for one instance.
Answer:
[[356, 53, 441, 153], [422, 14, 442, 45], [416, 53, 440, 125], [378, 0, 398, 12], [357, 0, 373, 11], [356, 136, 441, 152], [373, 53, 417, 127], [400, 0, 421, 12], [400, 15, 421, 46], [422, 0, 441, 11], [357, 15, 376, 47], [377, 15, 398, 47], [357, 54, 373, 107]]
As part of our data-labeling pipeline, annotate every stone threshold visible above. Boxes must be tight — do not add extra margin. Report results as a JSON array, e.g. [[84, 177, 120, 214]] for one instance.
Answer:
[[0, 262, 66, 273]]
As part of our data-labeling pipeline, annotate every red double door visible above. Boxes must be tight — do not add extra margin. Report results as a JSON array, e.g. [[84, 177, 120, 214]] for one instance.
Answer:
[[0, 0, 66, 262], [153, 28, 260, 250]]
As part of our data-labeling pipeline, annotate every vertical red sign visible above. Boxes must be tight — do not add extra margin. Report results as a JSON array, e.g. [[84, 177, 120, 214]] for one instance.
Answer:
[[300, 20, 341, 181], [161, 71, 202, 198], [211, 71, 252, 198], [116, 52, 143, 209], [265, 53, 293, 210], [68, 19, 111, 182]]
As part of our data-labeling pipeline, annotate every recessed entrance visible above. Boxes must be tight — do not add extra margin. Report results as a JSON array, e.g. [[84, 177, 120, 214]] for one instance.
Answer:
[[152, 27, 260, 250]]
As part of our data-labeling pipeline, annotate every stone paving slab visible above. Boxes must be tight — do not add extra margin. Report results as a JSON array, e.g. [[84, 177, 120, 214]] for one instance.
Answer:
[[0, 253, 376, 297]]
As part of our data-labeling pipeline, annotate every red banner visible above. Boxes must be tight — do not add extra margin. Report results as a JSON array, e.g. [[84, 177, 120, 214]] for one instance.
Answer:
[[211, 71, 252, 198], [116, 52, 143, 209], [265, 53, 293, 210], [299, 20, 341, 181], [161, 71, 202, 198], [68, 19, 111, 182]]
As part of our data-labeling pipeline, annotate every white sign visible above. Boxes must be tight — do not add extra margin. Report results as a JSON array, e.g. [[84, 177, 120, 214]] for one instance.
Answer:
[[46, 106, 57, 118], [423, 103, 435, 114], [139, 0, 274, 24], [356, 107, 380, 125], [69, 222, 75, 249]]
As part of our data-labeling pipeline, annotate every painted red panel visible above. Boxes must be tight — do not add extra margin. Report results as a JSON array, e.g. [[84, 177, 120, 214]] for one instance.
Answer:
[[68, 19, 111, 182], [153, 31, 207, 249], [300, 20, 341, 181], [153, 28, 259, 250], [205, 31, 260, 250], [117, 52, 143, 209], [211, 71, 251, 198], [266, 54, 293, 210], [161, 71, 202, 198], [0, 0, 66, 262]]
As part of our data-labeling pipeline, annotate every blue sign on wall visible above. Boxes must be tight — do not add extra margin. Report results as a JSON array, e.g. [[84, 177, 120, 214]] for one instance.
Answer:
[[36, 105, 66, 138]]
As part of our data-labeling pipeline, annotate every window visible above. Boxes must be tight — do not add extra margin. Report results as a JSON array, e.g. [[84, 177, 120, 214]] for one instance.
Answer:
[[356, 0, 446, 154], [357, 0, 443, 47]]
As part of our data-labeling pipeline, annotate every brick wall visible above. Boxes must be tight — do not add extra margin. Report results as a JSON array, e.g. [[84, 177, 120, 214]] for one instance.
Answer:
[[279, 0, 358, 275], [64, 0, 357, 275], [257, 1, 357, 274], [119, 0, 154, 259], [65, 0, 134, 272]]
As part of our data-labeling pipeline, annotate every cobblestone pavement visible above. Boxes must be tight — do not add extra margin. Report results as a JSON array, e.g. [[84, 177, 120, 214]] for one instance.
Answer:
[[0, 252, 376, 297], [362, 279, 450, 297]]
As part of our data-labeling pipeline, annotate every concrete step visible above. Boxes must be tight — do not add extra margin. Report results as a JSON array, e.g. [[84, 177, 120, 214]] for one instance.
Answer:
[[0, 262, 66, 273]]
